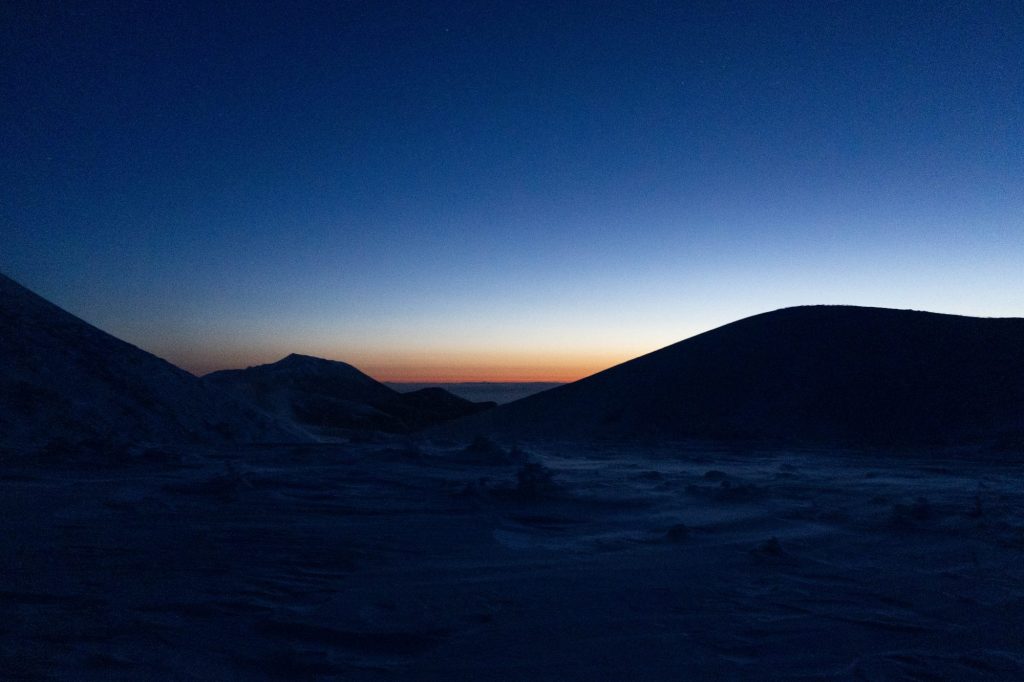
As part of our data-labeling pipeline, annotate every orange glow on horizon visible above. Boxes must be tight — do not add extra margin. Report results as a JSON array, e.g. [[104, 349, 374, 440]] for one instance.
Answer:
[[371, 365, 599, 384], [338, 348, 637, 383], [171, 346, 637, 383]]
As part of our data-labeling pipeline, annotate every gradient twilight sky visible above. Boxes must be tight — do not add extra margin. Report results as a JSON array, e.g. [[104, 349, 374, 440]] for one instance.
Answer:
[[2, 1, 1022, 381]]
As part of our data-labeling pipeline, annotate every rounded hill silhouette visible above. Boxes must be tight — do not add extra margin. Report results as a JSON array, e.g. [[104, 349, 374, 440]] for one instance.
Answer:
[[443, 306, 1024, 449]]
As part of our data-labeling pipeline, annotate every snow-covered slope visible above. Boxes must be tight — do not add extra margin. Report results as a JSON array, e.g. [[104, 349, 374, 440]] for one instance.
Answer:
[[442, 306, 1024, 448], [0, 273, 306, 448], [206, 354, 494, 435]]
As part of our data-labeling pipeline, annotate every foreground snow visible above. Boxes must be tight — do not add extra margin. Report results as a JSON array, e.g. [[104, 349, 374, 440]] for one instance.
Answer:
[[2, 440, 1022, 679]]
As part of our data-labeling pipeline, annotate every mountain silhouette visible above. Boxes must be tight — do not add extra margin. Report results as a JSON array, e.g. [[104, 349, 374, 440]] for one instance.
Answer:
[[0, 273, 305, 448], [441, 306, 1024, 448], [206, 354, 494, 436]]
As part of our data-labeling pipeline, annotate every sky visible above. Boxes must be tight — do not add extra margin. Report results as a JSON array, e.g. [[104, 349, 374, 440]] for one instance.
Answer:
[[2, 1, 1022, 381]]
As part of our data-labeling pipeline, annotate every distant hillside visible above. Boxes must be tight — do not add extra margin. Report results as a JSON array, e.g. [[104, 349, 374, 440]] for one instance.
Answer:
[[0, 273, 305, 449], [386, 382, 564, 405], [441, 306, 1024, 449], [206, 355, 494, 436]]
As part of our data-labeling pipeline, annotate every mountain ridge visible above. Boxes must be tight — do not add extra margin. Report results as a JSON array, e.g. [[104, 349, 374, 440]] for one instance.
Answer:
[[206, 354, 495, 436]]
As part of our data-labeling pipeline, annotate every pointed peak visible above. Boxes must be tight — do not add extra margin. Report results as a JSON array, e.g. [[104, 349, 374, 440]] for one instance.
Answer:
[[278, 353, 322, 364], [267, 353, 365, 376]]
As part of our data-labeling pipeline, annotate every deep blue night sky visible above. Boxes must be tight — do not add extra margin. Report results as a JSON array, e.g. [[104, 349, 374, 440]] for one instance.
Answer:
[[2, 1, 1022, 379]]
